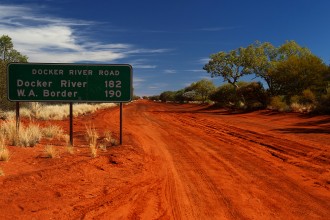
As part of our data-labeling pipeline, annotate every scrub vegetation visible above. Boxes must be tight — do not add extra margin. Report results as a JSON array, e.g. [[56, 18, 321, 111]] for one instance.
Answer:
[[149, 41, 330, 114]]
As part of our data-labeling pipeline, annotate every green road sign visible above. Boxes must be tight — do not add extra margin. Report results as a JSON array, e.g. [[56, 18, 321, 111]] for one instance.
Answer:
[[7, 63, 132, 102]]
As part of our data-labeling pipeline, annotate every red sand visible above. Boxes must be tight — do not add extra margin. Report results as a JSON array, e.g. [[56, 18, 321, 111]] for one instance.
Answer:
[[0, 100, 329, 219]]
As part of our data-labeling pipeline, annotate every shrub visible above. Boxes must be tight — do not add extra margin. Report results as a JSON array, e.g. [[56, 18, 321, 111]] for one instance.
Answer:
[[209, 83, 237, 107], [316, 87, 330, 113], [290, 102, 314, 113], [269, 96, 290, 112], [301, 89, 317, 105], [237, 82, 267, 110]]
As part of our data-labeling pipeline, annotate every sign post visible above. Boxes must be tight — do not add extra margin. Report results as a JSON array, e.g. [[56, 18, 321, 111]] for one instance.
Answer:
[[8, 63, 132, 145]]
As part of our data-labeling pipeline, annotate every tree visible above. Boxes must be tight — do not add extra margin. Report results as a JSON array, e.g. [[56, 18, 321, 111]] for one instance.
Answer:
[[269, 54, 328, 97], [159, 91, 176, 102], [0, 35, 28, 110], [209, 83, 237, 106], [190, 79, 216, 103], [203, 47, 252, 88], [0, 35, 27, 62], [246, 40, 312, 95]]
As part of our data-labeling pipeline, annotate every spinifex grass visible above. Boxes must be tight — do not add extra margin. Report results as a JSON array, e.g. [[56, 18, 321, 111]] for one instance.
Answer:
[[42, 125, 64, 139], [0, 121, 42, 147], [44, 145, 58, 158], [103, 130, 119, 147], [85, 124, 99, 158], [0, 136, 10, 161]]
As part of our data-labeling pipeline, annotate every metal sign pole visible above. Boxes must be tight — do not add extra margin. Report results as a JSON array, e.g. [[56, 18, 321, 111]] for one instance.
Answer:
[[70, 102, 73, 146], [15, 102, 20, 144], [120, 103, 123, 145]]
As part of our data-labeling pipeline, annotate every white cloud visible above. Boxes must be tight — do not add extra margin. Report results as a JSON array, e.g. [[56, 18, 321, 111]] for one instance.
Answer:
[[0, 4, 168, 63], [164, 69, 176, 74], [129, 59, 157, 69], [2, 26, 80, 51], [133, 77, 146, 89], [199, 58, 210, 64]]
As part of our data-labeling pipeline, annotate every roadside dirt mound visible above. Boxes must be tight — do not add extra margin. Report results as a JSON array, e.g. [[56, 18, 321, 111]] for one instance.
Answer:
[[0, 100, 329, 219]]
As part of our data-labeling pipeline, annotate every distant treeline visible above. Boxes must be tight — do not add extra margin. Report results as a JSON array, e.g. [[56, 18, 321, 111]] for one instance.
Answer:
[[148, 41, 330, 114]]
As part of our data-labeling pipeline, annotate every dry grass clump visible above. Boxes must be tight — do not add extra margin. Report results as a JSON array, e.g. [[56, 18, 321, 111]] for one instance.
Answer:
[[42, 125, 64, 139], [0, 121, 66, 147], [0, 136, 10, 162], [98, 144, 107, 152], [104, 131, 119, 147], [0, 121, 42, 147], [35, 103, 116, 120], [61, 134, 74, 154], [0, 120, 19, 146], [85, 124, 99, 158], [0, 168, 4, 176], [66, 144, 74, 155], [0, 147, 10, 161], [1, 103, 117, 121], [18, 124, 42, 147], [0, 111, 15, 120], [38, 105, 69, 120], [44, 145, 58, 158]]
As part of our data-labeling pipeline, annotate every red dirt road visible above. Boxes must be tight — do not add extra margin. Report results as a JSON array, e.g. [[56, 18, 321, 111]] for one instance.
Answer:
[[0, 100, 329, 219]]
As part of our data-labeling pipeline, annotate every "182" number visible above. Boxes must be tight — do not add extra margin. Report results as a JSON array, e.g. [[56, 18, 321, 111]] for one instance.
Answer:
[[105, 80, 121, 88]]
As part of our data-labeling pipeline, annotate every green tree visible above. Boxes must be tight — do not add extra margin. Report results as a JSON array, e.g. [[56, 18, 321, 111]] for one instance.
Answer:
[[246, 40, 312, 95], [209, 83, 237, 107], [190, 79, 216, 103], [159, 91, 176, 102], [203, 47, 252, 88], [0, 35, 27, 62], [0, 35, 28, 110], [269, 54, 328, 97]]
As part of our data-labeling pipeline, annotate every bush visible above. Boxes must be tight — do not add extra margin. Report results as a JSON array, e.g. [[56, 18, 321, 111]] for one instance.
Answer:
[[210, 82, 268, 110], [290, 102, 314, 113], [269, 96, 290, 112], [237, 82, 268, 110], [316, 87, 330, 113], [301, 89, 317, 105], [209, 83, 237, 107]]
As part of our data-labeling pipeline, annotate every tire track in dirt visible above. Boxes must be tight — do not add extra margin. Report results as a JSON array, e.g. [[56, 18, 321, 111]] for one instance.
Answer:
[[1, 101, 329, 219], [126, 101, 330, 219]]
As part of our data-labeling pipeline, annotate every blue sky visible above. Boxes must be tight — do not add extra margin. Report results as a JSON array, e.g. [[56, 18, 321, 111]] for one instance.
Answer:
[[1, 0, 330, 96]]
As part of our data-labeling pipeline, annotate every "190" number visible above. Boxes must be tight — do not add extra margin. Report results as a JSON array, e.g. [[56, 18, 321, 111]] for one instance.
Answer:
[[105, 90, 121, 98]]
